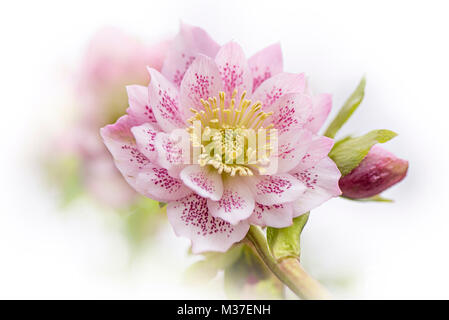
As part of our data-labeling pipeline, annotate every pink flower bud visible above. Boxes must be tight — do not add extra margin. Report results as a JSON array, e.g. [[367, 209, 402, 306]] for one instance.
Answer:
[[339, 145, 408, 199]]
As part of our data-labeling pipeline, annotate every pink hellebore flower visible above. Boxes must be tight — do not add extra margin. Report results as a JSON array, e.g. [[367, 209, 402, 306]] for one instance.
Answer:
[[64, 28, 169, 208], [339, 145, 408, 199], [101, 24, 342, 253]]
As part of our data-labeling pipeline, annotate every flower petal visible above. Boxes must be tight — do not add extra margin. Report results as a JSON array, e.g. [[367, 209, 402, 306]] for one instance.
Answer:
[[154, 131, 189, 177], [215, 42, 252, 101], [180, 54, 223, 112], [291, 157, 342, 216], [100, 115, 150, 190], [126, 85, 161, 130], [246, 174, 306, 206], [252, 73, 306, 109], [207, 178, 255, 225], [305, 93, 332, 134], [268, 93, 313, 136], [295, 135, 335, 171], [131, 123, 159, 162], [135, 164, 192, 202], [162, 23, 220, 87], [274, 129, 313, 173], [148, 68, 186, 131], [248, 202, 294, 228], [180, 165, 223, 201], [248, 43, 283, 92], [167, 193, 250, 253]]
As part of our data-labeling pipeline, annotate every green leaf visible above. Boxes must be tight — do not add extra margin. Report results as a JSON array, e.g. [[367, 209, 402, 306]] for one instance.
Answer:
[[324, 77, 366, 138], [329, 129, 397, 176], [267, 213, 309, 261], [342, 195, 394, 202]]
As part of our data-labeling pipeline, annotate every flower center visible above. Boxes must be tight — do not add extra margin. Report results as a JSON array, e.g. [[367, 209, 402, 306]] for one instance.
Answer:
[[187, 90, 276, 176]]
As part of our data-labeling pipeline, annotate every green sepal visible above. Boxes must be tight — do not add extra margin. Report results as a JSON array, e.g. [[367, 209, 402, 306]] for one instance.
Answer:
[[267, 213, 309, 261], [324, 77, 366, 138], [329, 129, 397, 176], [342, 195, 394, 202]]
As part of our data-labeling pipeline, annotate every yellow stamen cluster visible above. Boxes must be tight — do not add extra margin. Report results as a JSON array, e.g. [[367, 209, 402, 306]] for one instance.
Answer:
[[187, 90, 276, 176]]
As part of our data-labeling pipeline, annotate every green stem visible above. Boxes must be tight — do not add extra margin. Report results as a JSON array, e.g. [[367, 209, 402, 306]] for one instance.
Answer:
[[245, 226, 331, 300]]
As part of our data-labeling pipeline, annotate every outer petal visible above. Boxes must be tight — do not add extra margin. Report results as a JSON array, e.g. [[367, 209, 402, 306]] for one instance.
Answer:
[[294, 135, 335, 171], [131, 123, 159, 162], [215, 42, 252, 102], [291, 157, 342, 216], [305, 93, 332, 134], [180, 55, 223, 112], [248, 202, 294, 228], [162, 23, 220, 87], [252, 73, 306, 110], [207, 178, 255, 225], [246, 174, 306, 206], [126, 85, 161, 130], [167, 193, 250, 253], [154, 131, 189, 176], [275, 129, 313, 173], [100, 115, 150, 191], [180, 165, 223, 201], [248, 43, 283, 92], [135, 164, 192, 202], [268, 93, 313, 136], [147, 68, 185, 131]]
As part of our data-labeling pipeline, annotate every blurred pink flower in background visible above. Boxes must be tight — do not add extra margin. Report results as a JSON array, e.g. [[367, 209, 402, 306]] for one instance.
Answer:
[[52, 27, 170, 208], [339, 145, 408, 199]]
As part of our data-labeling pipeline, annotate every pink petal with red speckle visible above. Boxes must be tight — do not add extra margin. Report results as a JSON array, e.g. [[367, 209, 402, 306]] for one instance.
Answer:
[[248, 202, 294, 228], [147, 68, 186, 132], [252, 73, 306, 110], [126, 85, 161, 130], [100, 115, 151, 192], [180, 54, 223, 112], [248, 43, 283, 92], [294, 135, 335, 171], [135, 164, 192, 202], [154, 131, 189, 177], [291, 157, 342, 216], [130, 123, 159, 162], [180, 165, 223, 201], [167, 193, 250, 253], [305, 93, 332, 134], [215, 42, 252, 103], [162, 23, 220, 88], [246, 174, 306, 206], [274, 129, 313, 173], [268, 93, 313, 136], [207, 178, 255, 225]]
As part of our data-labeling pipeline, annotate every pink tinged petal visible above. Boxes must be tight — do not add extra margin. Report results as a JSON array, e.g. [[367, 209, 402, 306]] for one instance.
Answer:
[[296, 135, 335, 171], [247, 174, 306, 206], [147, 68, 185, 132], [135, 164, 192, 202], [162, 23, 220, 87], [248, 43, 283, 92], [207, 178, 255, 225], [130, 123, 159, 162], [154, 131, 189, 177], [126, 85, 161, 130], [305, 93, 332, 134], [167, 193, 250, 253], [252, 73, 306, 110], [100, 115, 150, 189], [180, 165, 223, 201], [180, 55, 223, 111], [248, 202, 294, 228], [268, 93, 313, 136], [339, 145, 409, 199], [292, 157, 342, 216], [275, 129, 313, 173], [215, 42, 253, 101]]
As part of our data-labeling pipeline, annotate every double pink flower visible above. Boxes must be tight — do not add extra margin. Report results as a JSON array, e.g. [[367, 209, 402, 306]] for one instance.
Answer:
[[101, 23, 342, 253]]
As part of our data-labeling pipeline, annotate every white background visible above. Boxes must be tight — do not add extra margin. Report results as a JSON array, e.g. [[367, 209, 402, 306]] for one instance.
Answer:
[[1, 0, 448, 299]]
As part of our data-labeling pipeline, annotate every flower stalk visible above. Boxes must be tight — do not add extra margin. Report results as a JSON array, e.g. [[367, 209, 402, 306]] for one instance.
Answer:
[[245, 226, 331, 300]]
